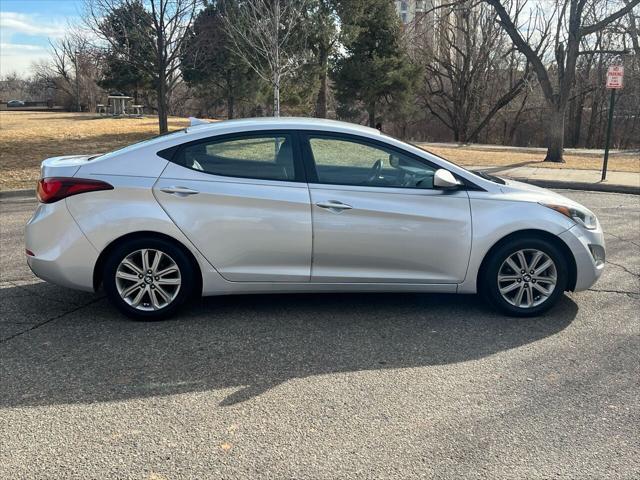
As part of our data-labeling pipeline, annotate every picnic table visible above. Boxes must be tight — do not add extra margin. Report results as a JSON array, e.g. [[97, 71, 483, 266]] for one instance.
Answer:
[[107, 95, 132, 115]]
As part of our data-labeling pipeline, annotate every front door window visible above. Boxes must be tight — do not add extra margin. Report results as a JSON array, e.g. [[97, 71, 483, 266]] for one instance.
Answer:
[[308, 136, 436, 188]]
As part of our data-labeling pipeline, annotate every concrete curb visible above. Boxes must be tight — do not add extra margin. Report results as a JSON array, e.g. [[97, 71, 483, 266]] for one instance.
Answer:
[[0, 179, 638, 200], [507, 178, 639, 195], [0, 189, 35, 200]]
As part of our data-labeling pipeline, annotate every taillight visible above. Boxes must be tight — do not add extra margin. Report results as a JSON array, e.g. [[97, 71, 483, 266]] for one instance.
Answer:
[[37, 177, 113, 203]]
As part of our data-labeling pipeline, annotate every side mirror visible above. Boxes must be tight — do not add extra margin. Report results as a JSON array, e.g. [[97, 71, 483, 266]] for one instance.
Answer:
[[433, 169, 460, 189]]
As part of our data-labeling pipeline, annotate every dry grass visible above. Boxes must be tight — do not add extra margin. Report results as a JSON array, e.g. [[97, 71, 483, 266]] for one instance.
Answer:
[[0, 111, 637, 191], [0, 112, 189, 190]]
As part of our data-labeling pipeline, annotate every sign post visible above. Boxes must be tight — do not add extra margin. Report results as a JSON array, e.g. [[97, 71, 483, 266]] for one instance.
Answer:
[[602, 65, 624, 181]]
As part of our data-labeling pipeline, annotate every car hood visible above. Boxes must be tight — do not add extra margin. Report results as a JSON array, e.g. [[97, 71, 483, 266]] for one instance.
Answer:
[[498, 178, 588, 211]]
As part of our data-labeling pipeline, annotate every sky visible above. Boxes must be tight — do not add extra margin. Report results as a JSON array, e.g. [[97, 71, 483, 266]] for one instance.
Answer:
[[0, 0, 82, 76]]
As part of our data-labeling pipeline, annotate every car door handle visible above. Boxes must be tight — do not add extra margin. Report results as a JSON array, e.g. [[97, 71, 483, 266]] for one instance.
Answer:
[[160, 186, 199, 196], [315, 201, 353, 212]]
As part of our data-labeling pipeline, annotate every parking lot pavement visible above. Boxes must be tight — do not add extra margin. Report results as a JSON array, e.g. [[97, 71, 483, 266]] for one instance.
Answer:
[[1, 191, 638, 479]]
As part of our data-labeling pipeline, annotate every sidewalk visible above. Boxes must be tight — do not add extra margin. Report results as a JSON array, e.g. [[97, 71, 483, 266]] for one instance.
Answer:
[[471, 164, 640, 194], [422, 142, 639, 158]]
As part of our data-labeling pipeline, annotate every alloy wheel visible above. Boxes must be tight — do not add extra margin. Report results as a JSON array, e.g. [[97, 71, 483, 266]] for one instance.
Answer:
[[497, 249, 557, 309], [115, 249, 181, 311]]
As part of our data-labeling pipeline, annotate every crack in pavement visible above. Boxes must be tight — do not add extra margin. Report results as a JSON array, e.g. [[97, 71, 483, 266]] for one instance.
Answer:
[[604, 232, 640, 249], [0, 297, 104, 344], [605, 259, 640, 279], [587, 288, 640, 298]]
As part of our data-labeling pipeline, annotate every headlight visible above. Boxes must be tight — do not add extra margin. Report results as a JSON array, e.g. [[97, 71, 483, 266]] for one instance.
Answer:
[[540, 203, 598, 230]]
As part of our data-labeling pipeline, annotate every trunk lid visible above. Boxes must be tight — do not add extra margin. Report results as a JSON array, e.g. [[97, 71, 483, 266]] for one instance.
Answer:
[[41, 155, 100, 179]]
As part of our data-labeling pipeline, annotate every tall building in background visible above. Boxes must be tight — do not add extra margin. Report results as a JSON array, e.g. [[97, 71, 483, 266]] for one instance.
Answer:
[[395, 0, 446, 51], [395, 0, 464, 60], [395, 0, 431, 26]]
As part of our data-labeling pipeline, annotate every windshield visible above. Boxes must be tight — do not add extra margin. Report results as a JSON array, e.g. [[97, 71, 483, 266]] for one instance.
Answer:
[[399, 137, 506, 185]]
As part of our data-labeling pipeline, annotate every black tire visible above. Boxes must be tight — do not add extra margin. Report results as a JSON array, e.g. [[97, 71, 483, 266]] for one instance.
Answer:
[[103, 237, 195, 320], [481, 237, 569, 317]]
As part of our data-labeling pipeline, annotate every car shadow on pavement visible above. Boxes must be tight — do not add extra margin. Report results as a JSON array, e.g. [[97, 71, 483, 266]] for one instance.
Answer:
[[0, 283, 578, 408]]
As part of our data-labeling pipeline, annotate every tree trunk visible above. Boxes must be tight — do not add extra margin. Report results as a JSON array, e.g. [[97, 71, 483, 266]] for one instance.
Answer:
[[568, 92, 585, 147], [367, 103, 376, 128], [508, 93, 528, 143], [273, 1, 281, 119], [315, 46, 329, 118], [544, 107, 565, 162], [157, 76, 168, 134], [574, 101, 584, 147], [586, 94, 600, 148], [273, 73, 280, 118], [226, 73, 235, 119], [227, 91, 235, 119], [315, 67, 328, 118]]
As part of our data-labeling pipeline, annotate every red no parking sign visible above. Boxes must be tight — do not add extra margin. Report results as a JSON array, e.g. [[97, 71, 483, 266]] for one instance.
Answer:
[[606, 66, 624, 89], [602, 65, 624, 180]]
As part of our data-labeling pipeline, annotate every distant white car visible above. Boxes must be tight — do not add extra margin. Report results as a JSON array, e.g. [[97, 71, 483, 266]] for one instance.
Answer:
[[26, 118, 604, 320]]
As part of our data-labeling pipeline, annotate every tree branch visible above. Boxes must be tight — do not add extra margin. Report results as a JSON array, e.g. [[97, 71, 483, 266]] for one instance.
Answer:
[[484, 0, 555, 103], [580, 0, 640, 36]]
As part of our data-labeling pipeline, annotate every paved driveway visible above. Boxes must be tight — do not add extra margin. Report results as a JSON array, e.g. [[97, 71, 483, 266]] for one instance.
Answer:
[[1, 191, 638, 479]]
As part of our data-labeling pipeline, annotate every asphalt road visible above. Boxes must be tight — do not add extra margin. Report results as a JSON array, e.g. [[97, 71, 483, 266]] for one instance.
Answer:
[[1, 191, 638, 479]]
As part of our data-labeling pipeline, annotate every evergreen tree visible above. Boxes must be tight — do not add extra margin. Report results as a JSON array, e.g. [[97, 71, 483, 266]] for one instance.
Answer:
[[181, 2, 258, 119], [87, 0, 197, 133], [99, 53, 153, 102], [97, 1, 153, 101], [333, 0, 418, 127], [306, 0, 339, 117]]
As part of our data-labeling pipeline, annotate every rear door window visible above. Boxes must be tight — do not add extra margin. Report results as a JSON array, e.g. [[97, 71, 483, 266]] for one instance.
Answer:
[[174, 134, 296, 181]]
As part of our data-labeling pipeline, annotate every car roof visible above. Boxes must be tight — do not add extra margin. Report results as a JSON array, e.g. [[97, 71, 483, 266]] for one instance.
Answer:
[[185, 117, 382, 137]]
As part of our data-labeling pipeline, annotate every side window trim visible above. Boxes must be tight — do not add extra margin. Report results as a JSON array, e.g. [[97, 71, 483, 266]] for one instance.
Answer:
[[159, 130, 307, 183], [297, 130, 319, 183], [299, 131, 440, 189]]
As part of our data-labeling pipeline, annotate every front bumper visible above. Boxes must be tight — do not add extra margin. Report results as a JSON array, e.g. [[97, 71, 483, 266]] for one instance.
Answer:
[[558, 223, 605, 291], [25, 200, 98, 292]]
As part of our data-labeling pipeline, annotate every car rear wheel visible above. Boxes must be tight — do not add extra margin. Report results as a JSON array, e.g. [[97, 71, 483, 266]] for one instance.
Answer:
[[481, 237, 568, 317], [103, 238, 195, 320]]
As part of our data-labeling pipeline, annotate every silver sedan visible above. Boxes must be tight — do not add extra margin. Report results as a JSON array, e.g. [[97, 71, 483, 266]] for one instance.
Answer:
[[25, 118, 605, 319]]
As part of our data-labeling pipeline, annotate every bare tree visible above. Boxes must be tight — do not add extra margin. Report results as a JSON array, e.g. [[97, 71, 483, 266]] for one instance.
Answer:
[[0, 73, 31, 101], [221, 0, 308, 117], [625, 0, 640, 56], [484, 0, 640, 162], [35, 29, 104, 111], [412, 1, 536, 143], [85, 0, 197, 133], [566, 1, 626, 147]]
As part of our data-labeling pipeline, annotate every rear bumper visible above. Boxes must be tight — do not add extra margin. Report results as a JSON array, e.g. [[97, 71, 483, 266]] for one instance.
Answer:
[[25, 200, 98, 292], [559, 224, 605, 291]]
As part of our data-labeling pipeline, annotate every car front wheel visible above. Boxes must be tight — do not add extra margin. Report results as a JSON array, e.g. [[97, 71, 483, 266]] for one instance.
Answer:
[[103, 238, 195, 320], [482, 237, 569, 317]]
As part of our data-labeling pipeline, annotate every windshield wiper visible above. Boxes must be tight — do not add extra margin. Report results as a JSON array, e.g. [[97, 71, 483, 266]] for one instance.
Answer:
[[472, 170, 506, 185]]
